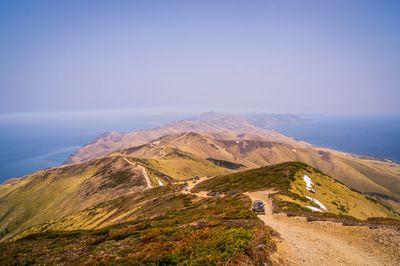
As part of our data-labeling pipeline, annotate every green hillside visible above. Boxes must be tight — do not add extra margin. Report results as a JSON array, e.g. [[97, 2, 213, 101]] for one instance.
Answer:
[[193, 162, 399, 220], [1, 161, 399, 265], [144, 151, 235, 180], [1, 186, 275, 265], [0, 152, 237, 242], [0, 157, 149, 241]]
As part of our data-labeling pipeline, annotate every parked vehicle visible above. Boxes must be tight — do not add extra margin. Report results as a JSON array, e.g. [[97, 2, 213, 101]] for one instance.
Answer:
[[252, 200, 265, 214], [207, 191, 220, 198]]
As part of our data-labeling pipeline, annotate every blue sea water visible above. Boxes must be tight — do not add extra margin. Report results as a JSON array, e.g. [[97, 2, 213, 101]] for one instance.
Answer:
[[0, 113, 399, 183], [273, 116, 400, 163], [0, 111, 187, 183]]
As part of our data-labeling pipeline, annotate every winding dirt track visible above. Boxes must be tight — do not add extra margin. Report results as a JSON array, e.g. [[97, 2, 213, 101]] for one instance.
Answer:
[[183, 176, 210, 198], [246, 190, 400, 266], [123, 157, 152, 188]]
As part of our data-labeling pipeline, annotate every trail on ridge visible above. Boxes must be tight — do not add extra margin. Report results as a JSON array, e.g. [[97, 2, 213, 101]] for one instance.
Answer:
[[123, 157, 152, 189]]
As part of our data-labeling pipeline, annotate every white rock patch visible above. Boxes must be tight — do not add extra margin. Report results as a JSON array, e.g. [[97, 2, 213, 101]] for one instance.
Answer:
[[306, 196, 328, 212], [303, 175, 315, 192], [156, 178, 164, 186], [306, 206, 323, 212]]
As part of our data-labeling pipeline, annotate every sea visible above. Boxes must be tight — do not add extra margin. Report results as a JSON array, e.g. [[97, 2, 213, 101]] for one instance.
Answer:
[[0, 112, 399, 183], [0, 111, 188, 183], [273, 116, 400, 163]]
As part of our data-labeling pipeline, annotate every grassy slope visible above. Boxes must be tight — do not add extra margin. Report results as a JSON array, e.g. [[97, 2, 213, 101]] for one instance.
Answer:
[[1, 186, 275, 265], [284, 169, 397, 220], [121, 156, 173, 187], [193, 162, 399, 221], [0, 151, 236, 242], [145, 151, 234, 180], [119, 132, 400, 201], [240, 144, 400, 199], [123, 152, 234, 184], [11, 186, 183, 238], [2, 161, 399, 265], [192, 161, 301, 193], [0, 157, 148, 241]]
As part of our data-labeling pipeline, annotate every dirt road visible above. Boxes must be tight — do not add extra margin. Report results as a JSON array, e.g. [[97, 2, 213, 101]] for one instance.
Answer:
[[182, 176, 210, 198], [246, 190, 400, 266], [123, 157, 152, 189]]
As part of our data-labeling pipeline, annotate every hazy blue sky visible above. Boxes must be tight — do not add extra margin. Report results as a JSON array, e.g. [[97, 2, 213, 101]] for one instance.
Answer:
[[1, 0, 399, 115]]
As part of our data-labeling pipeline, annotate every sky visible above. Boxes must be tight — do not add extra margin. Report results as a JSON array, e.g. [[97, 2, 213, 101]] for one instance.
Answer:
[[0, 0, 399, 116]]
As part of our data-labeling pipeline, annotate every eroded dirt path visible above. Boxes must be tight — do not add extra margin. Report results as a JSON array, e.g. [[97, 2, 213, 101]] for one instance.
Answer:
[[246, 190, 400, 266], [123, 157, 152, 189], [182, 176, 210, 198]]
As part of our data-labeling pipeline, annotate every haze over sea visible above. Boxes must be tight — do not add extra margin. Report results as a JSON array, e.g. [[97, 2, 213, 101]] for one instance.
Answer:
[[0, 111, 188, 183], [0, 111, 399, 183], [273, 116, 400, 163]]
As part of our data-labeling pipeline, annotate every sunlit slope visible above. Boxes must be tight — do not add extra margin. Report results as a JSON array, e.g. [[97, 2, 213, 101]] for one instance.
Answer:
[[67, 113, 303, 163], [0, 157, 149, 241], [3, 162, 398, 265], [284, 167, 397, 220], [67, 113, 400, 204], [117, 131, 400, 201], [4, 186, 274, 265], [193, 162, 399, 220], [115, 133, 243, 179], [143, 151, 235, 179], [119, 132, 258, 167], [10, 186, 184, 240], [120, 152, 234, 183]]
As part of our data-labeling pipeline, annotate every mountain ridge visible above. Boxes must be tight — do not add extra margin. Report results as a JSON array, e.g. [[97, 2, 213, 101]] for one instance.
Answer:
[[1, 113, 400, 243], [1, 161, 399, 265], [113, 129, 400, 202], [66, 113, 305, 164], [61, 113, 400, 212]]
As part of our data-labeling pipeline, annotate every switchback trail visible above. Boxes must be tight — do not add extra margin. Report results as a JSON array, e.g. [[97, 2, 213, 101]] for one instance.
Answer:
[[246, 190, 400, 266]]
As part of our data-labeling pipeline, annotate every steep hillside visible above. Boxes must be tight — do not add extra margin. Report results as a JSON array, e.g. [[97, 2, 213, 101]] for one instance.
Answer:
[[66, 113, 400, 207], [2, 162, 399, 265], [0, 151, 237, 241], [143, 151, 235, 180], [115, 131, 400, 205], [122, 152, 234, 182], [1, 186, 275, 265], [193, 162, 399, 221], [0, 156, 152, 241]]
